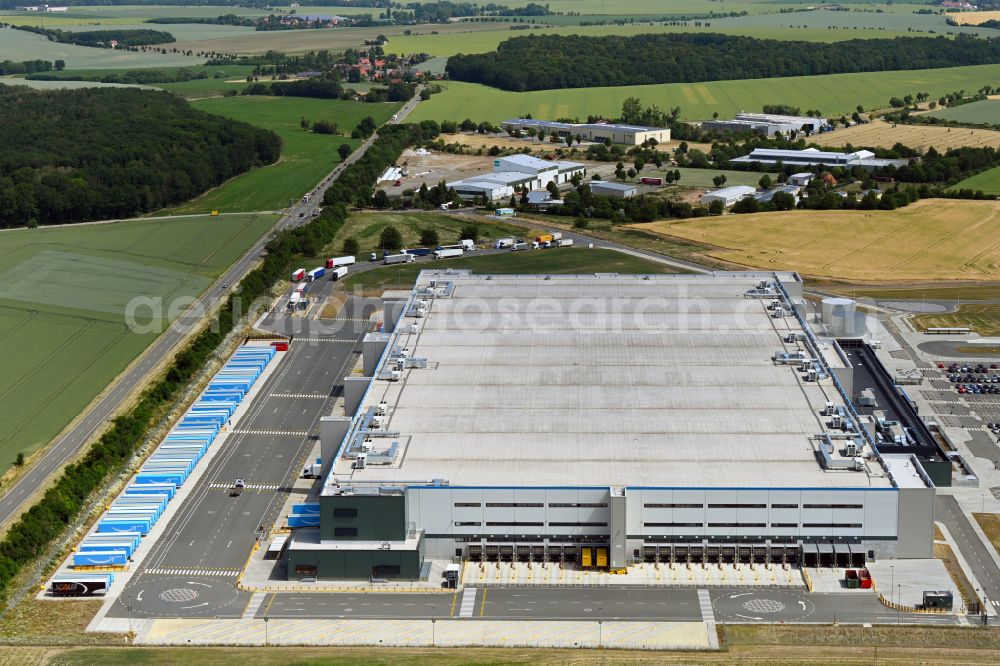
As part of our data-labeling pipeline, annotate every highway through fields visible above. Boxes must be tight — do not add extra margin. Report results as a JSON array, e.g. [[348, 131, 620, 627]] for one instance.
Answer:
[[0, 92, 422, 530]]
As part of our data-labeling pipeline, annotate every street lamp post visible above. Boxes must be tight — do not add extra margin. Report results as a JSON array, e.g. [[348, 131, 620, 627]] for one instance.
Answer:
[[598, 619, 603, 647], [264, 616, 269, 646], [432, 618, 436, 647], [897, 585, 901, 625], [890, 565, 895, 605]]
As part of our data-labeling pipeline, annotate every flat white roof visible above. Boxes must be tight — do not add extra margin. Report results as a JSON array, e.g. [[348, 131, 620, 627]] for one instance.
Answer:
[[334, 273, 891, 490], [590, 181, 637, 192]]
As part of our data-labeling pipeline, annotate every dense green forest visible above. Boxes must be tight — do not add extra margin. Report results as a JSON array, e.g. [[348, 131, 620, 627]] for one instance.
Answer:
[[0, 87, 281, 228], [446, 33, 1000, 92], [10, 25, 175, 48]]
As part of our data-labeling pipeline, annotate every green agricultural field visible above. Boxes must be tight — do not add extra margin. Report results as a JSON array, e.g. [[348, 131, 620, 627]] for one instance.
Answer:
[[0, 78, 149, 91], [162, 96, 400, 214], [0, 26, 204, 70], [912, 304, 1000, 336], [0, 213, 277, 473], [340, 246, 680, 291], [925, 99, 1000, 124], [328, 212, 526, 257], [410, 64, 1000, 123], [951, 165, 1000, 195]]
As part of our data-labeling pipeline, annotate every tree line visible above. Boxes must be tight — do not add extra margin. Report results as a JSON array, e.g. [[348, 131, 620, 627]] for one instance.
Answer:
[[0, 59, 53, 76], [10, 25, 175, 48], [27, 67, 223, 85], [0, 87, 281, 228], [445, 33, 1000, 91]]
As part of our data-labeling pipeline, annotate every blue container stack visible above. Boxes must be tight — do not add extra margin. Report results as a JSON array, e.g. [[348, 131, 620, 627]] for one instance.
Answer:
[[75, 345, 278, 573]]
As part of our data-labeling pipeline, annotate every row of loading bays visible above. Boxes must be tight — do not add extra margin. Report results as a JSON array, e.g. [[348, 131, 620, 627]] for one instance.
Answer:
[[465, 543, 865, 567], [467, 545, 608, 568]]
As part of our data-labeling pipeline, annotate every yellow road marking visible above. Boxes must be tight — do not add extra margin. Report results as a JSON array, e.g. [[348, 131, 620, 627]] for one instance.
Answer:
[[479, 588, 488, 616]]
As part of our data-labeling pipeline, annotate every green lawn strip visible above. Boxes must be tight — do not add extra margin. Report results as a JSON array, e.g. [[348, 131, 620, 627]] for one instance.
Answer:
[[340, 246, 683, 291]]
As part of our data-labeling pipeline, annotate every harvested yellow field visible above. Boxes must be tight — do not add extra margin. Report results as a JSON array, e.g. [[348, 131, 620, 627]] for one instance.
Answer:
[[638, 199, 1000, 282], [948, 10, 1000, 24], [815, 120, 1000, 151]]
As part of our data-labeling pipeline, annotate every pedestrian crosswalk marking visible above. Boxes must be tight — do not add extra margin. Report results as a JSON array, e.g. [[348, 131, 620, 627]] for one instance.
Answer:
[[243, 591, 267, 619], [231, 429, 309, 437], [145, 567, 240, 577], [209, 482, 281, 491], [458, 587, 477, 617]]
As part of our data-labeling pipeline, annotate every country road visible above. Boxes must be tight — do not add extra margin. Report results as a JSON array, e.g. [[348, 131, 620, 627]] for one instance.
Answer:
[[0, 91, 423, 530]]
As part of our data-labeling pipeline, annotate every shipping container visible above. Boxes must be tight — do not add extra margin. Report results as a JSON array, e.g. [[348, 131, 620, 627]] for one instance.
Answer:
[[640, 177, 663, 185], [73, 549, 128, 567]]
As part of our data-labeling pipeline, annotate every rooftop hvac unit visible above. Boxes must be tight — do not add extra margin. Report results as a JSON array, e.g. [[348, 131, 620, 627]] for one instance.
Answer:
[[371, 415, 386, 429], [375, 402, 388, 416], [353, 453, 367, 470], [806, 368, 818, 382], [831, 413, 843, 429], [784, 332, 797, 343], [758, 280, 770, 290], [845, 442, 858, 456], [824, 401, 835, 416], [399, 348, 410, 358], [771, 307, 784, 318], [409, 323, 419, 334], [415, 306, 427, 318], [389, 369, 402, 382], [800, 360, 813, 372], [767, 300, 782, 311]]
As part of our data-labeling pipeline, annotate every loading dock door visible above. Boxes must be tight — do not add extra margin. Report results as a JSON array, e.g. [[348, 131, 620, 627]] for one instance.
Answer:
[[484, 545, 500, 562], [674, 545, 689, 562], [706, 546, 720, 563], [689, 545, 704, 563], [737, 545, 752, 563], [499, 545, 514, 562], [802, 543, 819, 568], [752, 546, 767, 563], [531, 546, 545, 561], [643, 546, 657, 563], [721, 545, 736, 564], [468, 545, 482, 561], [818, 542, 835, 568], [547, 546, 562, 561], [515, 545, 530, 562], [834, 543, 851, 568]]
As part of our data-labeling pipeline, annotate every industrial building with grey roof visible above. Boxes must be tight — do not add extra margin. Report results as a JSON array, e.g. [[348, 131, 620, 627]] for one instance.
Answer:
[[287, 271, 935, 580]]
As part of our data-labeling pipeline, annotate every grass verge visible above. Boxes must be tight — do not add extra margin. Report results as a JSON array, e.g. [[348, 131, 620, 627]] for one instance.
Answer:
[[974, 513, 1000, 559], [933, 542, 978, 610], [340, 247, 683, 292], [912, 304, 1000, 336]]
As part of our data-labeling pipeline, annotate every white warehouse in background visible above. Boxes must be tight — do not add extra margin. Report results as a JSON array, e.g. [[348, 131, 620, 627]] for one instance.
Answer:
[[448, 155, 586, 201], [700, 185, 756, 208]]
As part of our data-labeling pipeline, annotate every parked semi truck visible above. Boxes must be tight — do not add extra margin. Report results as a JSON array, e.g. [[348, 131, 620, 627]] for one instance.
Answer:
[[557, 238, 574, 247], [291, 268, 306, 282], [326, 255, 355, 269], [329, 266, 348, 281], [434, 248, 463, 259], [307, 267, 326, 281], [383, 253, 415, 265], [495, 237, 515, 249], [403, 247, 432, 257], [460, 239, 475, 251]]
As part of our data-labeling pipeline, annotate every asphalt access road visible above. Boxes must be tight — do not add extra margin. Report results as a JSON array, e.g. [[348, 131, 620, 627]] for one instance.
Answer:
[[251, 586, 959, 625], [0, 129, 395, 531], [109, 311, 372, 619], [935, 495, 1000, 612]]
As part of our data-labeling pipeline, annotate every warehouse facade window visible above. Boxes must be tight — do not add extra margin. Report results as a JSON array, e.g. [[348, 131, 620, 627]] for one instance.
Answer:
[[548, 522, 608, 527], [802, 504, 863, 509], [454, 502, 481, 508], [485, 502, 543, 508], [644, 503, 703, 509], [643, 522, 704, 528], [548, 503, 608, 508]]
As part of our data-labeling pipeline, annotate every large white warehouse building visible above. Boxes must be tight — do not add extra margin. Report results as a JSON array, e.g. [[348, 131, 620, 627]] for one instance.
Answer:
[[288, 271, 935, 580]]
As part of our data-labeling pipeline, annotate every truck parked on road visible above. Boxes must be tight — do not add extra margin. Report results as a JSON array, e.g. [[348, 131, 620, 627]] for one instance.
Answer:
[[403, 247, 432, 257], [329, 266, 348, 281], [383, 253, 415, 265], [295, 283, 307, 294], [291, 268, 306, 282], [511, 242, 529, 251], [326, 255, 355, 269], [495, 237, 515, 249], [434, 248, 463, 259], [536, 234, 554, 244], [307, 267, 326, 281], [460, 239, 476, 251], [557, 238, 574, 247]]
